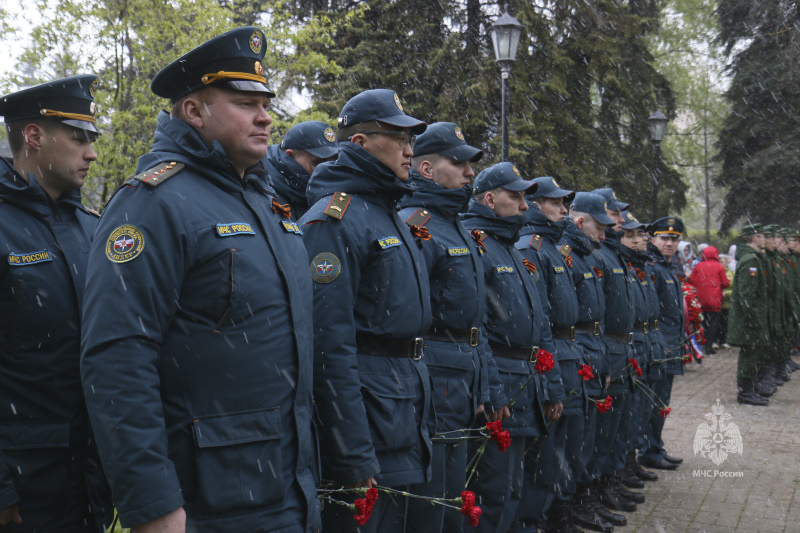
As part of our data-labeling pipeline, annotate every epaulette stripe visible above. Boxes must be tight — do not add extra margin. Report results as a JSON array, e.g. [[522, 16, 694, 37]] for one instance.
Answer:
[[530, 234, 542, 251], [324, 192, 352, 220], [404, 208, 432, 227], [133, 162, 185, 187]]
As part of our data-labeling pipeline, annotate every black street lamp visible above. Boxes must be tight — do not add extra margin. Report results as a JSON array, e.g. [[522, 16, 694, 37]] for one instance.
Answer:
[[491, 6, 523, 162], [648, 111, 668, 220]]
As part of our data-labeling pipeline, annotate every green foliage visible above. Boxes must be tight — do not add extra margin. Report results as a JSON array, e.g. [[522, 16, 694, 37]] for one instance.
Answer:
[[715, 0, 800, 229]]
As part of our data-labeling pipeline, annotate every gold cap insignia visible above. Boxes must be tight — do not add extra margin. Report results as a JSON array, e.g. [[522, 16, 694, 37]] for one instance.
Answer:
[[455, 126, 464, 140], [512, 165, 521, 177], [249, 30, 263, 54], [254, 61, 264, 76], [89, 102, 97, 115], [89, 78, 99, 97], [324, 127, 336, 143], [667, 217, 676, 225], [552, 178, 560, 188], [394, 93, 404, 111]]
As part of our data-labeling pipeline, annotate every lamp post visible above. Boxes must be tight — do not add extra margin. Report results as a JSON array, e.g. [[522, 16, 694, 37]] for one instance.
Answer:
[[648, 111, 668, 220], [491, 6, 523, 162]]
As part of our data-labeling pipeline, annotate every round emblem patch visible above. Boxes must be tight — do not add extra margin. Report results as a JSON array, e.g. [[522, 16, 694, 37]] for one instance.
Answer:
[[455, 126, 464, 140], [394, 93, 404, 111], [667, 217, 676, 225], [310, 252, 341, 284], [627, 212, 635, 220], [512, 165, 521, 177], [254, 61, 264, 76], [106, 225, 145, 263], [249, 30, 263, 54], [89, 78, 99, 97], [324, 127, 336, 143]]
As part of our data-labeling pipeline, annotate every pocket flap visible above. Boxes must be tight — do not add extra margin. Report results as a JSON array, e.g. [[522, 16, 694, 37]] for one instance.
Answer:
[[0, 422, 70, 450], [361, 374, 417, 400], [193, 408, 282, 449]]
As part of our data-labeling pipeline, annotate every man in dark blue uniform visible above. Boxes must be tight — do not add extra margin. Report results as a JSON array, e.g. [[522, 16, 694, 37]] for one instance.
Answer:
[[460, 163, 551, 533], [397, 122, 504, 532], [298, 89, 431, 533], [515, 177, 584, 532], [81, 28, 320, 533], [263, 120, 338, 219], [0, 76, 113, 533], [639, 217, 686, 470], [560, 192, 620, 532]]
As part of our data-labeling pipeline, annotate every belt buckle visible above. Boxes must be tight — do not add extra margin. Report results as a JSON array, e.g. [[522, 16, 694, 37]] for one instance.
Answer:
[[529, 346, 540, 364], [643, 322, 648, 334], [570, 326, 576, 342], [654, 319, 659, 331], [593, 322, 600, 336], [469, 327, 480, 347], [412, 337, 424, 361], [627, 333, 634, 344]]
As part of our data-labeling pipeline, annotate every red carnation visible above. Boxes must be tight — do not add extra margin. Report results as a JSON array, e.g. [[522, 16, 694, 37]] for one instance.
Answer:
[[577, 364, 595, 381], [469, 505, 482, 527], [352, 488, 378, 525], [485, 420, 502, 434], [534, 350, 555, 374], [658, 407, 672, 418], [460, 490, 475, 514], [486, 421, 512, 452], [628, 358, 643, 377], [596, 395, 613, 413]]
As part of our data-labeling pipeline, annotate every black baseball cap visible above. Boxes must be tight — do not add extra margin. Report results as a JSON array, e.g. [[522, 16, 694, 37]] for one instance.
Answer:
[[528, 176, 576, 202], [592, 187, 630, 211], [412, 122, 483, 162], [338, 89, 426, 135], [280, 120, 339, 159], [620, 210, 648, 230], [473, 162, 538, 195], [570, 192, 614, 225], [0, 74, 101, 134], [151, 27, 275, 102]]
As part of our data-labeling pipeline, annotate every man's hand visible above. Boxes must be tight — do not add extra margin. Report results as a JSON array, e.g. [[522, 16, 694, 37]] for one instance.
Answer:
[[486, 405, 511, 421], [605, 376, 611, 388], [476, 403, 485, 415], [132, 507, 186, 533], [0, 505, 21, 526], [345, 476, 377, 489], [544, 401, 563, 422]]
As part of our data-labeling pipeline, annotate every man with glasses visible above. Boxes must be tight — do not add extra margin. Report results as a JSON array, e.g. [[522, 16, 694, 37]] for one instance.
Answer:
[[299, 89, 431, 533], [263, 120, 339, 219]]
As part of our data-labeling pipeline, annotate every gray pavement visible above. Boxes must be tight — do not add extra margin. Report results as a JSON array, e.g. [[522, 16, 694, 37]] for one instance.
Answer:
[[620, 348, 800, 533]]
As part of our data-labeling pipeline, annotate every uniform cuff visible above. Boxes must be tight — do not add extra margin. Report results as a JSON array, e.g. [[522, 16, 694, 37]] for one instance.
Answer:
[[120, 489, 184, 529]]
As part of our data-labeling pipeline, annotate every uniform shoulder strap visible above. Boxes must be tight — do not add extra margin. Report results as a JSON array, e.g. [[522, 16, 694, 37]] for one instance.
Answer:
[[132, 161, 185, 187], [323, 192, 352, 220], [404, 207, 432, 227]]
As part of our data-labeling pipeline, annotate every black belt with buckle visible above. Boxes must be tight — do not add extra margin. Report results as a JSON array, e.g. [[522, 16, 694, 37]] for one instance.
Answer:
[[605, 332, 634, 344], [356, 333, 424, 361], [426, 327, 480, 347], [634, 321, 649, 334], [574, 322, 601, 336], [552, 326, 576, 342], [488, 341, 540, 363], [650, 319, 659, 331]]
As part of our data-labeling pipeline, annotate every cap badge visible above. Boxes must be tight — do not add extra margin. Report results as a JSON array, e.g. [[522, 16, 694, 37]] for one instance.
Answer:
[[604, 201, 608, 210], [324, 127, 336, 143], [552, 178, 560, 188], [89, 102, 97, 115], [455, 126, 464, 140], [89, 78, 99, 97], [667, 217, 676, 225], [254, 61, 264, 76], [394, 93, 404, 111], [627, 212, 634, 220], [512, 165, 521, 177], [249, 30, 263, 54]]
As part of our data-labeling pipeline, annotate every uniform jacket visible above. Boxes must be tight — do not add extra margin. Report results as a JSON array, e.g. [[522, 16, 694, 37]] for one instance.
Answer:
[[517, 207, 581, 413], [398, 174, 496, 433], [641, 256, 668, 382], [595, 230, 636, 385], [558, 219, 608, 396], [0, 161, 112, 533], [688, 246, 729, 312], [621, 246, 653, 380], [460, 201, 547, 437], [765, 250, 787, 338], [299, 142, 433, 488], [647, 243, 687, 375], [728, 244, 770, 346], [81, 112, 319, 532], [262, 144, 311, 220]]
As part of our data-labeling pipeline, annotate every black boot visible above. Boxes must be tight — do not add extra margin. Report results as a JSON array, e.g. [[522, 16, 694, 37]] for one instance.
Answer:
[[753, 371, 776, 397], [629, 453, 659, 482], [543, 502, 583, 533], [758, 363, 781, 388], [738, 377, 769, 406], [586, 481, 627, 526], [571, 489, 614, 533], [597, 476, 636, 512], [610, 475, 645, 504], [775, 359, 791, 382], [620, 454, 645, 489], [787, 358, 800, 372]]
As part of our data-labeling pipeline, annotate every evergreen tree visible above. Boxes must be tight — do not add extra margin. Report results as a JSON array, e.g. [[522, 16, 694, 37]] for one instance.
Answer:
[[716, 0, 800, 228]]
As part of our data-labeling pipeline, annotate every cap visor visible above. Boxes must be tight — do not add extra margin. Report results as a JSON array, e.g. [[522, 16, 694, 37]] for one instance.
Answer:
[[609, 199, 630, 211], [223, 80, 277, 98], [621, 221, 647, 230], [378, 116, 427, 135], [505, 179, 538, 193], [306, 145, 339, 159], [591, 212, 615, 226], [439, 144, 484, 163], [62, 119, 99, 135]]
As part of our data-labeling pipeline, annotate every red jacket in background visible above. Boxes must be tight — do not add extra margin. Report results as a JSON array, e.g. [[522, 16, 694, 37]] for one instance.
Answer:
[[688, 246, 730, 312]]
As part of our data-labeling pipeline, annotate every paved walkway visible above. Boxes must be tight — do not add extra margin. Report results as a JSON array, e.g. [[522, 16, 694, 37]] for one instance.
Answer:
[[621, 348, 800, 533]]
